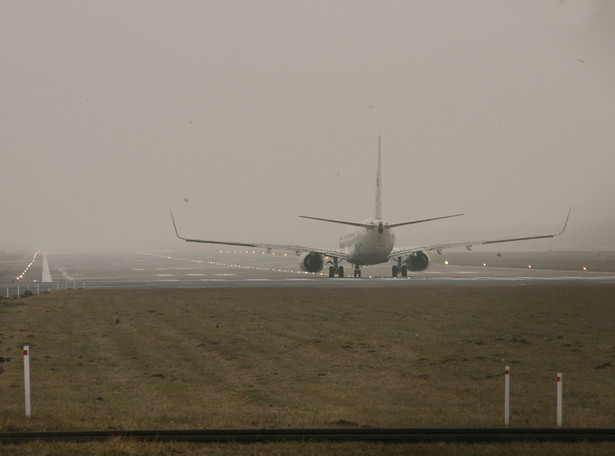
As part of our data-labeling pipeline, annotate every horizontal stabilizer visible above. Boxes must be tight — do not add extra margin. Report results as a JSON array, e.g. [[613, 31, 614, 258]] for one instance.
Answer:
[[387, 213, 464, 229], [299, 215, 375, 229]]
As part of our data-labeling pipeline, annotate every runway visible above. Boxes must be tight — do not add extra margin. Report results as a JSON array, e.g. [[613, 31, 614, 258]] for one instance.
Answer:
[[2, 248, 615, 295]]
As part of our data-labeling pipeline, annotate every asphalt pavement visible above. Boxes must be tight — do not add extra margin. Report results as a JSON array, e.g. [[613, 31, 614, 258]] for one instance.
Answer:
[[2, 249, 615, 296]]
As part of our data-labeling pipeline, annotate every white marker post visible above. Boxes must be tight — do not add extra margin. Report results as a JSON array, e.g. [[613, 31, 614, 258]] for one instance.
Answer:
[[504, 366, 510, 426], [557, 372, 563, 427], [24, 346, 31, 419]]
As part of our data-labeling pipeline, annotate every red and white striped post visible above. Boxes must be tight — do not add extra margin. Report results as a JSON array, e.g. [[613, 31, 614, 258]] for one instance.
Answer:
[[504, 366, 510, 426], [557, 372, 563, 427], [24, 346, 31, 419]]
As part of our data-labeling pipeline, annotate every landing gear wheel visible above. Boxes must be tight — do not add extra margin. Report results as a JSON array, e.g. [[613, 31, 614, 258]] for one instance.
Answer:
[[401, 265, 408, 277], [329, 266, 336, 278], [338, 266, 345, 278], [392, 265, 398, 278]]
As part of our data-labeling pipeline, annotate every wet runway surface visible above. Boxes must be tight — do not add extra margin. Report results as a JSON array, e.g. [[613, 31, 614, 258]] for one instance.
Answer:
[[2, 248, 615, 295]]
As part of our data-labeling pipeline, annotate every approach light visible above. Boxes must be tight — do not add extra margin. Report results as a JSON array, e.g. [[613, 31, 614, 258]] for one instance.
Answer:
[[444, 260, 449, 265], [583, 266, 587, 271], [483, 263, 487, 267], [528, 265, 532, 269]]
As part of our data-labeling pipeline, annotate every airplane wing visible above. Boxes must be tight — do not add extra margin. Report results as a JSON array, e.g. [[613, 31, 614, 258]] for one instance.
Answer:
[[171, 212, 351, 260], [389, 208, 571, 259]]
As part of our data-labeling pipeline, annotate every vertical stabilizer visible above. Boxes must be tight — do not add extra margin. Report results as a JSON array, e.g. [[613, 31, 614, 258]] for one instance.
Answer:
[[375, 136, 382, 219]]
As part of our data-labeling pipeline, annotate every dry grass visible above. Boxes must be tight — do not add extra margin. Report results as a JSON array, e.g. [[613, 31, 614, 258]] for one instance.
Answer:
[[1, 285, 615, 454], [3, 440, 615, 456]]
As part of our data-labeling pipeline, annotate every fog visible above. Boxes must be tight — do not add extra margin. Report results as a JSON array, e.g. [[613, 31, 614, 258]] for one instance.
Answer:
[[2, 1, 614, 254]]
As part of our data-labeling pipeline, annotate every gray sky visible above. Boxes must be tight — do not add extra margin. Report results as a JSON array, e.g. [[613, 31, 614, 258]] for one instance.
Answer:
[[2, 1, 614, 253]]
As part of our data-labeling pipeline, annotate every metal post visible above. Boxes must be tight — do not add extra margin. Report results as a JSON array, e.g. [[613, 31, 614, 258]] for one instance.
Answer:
[[504, 366, 510, 426], [557, 373, 563, 427], [24, 346, 31, 419]]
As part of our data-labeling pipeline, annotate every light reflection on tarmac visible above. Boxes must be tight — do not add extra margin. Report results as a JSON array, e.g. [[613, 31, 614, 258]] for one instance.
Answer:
[[2, 248, 615, 295]]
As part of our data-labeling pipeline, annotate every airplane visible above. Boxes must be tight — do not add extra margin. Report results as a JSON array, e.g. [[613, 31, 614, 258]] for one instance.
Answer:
[[171, 137, 571, 278]]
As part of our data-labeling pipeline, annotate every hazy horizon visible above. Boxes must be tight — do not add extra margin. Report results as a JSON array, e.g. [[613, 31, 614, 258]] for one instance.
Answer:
[[2, 1, 614, 254]]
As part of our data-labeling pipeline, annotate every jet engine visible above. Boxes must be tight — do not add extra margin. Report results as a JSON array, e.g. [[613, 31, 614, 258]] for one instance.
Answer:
[[299, 252, 324, 273], [405, 251, 429, 271]]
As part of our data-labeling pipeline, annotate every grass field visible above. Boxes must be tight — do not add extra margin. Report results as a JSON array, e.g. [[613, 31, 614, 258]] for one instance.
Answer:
[[1, 285, 615, 455]]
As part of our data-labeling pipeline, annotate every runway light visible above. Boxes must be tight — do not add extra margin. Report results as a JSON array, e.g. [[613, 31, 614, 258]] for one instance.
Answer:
[[444, 260, 449, 265], [528, 265, 532, 269], [483, 263, 487, 267], [583, 266, 587, 271]]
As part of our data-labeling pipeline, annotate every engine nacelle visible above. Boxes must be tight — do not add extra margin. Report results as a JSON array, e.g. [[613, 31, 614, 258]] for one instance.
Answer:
[[405, 251, 429, 271], [299, 252, 324, 273]]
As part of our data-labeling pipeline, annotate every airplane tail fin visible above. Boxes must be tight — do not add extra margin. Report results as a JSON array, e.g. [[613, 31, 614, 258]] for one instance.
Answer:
[[375, 136, 382, 219]]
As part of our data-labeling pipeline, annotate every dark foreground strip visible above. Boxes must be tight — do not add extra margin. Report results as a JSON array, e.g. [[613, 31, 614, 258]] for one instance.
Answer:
[[2, 428, 615, 444]]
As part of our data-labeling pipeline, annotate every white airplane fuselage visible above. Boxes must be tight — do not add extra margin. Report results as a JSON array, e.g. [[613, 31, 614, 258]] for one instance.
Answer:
[[339, 218, 396, 265]]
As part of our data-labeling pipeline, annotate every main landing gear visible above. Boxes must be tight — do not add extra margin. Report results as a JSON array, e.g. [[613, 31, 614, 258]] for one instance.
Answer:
[[328, 257, 344, 278], [328, 265, 344, 278], [392, 258, 408, 278], [327, 259, 362, 278]]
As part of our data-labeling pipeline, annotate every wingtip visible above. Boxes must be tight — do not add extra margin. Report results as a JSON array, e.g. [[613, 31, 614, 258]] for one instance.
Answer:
[[558, 207, 572, 236], [170, 211, 185, 240]]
